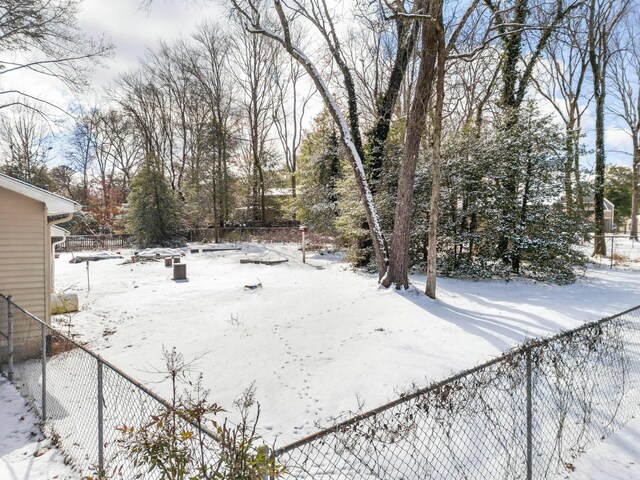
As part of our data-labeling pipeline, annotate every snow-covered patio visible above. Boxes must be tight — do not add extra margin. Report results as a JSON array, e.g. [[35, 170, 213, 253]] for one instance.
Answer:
[[52, 243, 640, 445]]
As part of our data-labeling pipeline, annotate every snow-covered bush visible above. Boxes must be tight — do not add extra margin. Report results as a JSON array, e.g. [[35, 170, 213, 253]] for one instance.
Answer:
[[417, 103, 588, 283]]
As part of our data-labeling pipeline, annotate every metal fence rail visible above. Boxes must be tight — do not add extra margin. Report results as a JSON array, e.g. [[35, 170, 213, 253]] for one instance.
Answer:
[[273, 306, 640, 479]]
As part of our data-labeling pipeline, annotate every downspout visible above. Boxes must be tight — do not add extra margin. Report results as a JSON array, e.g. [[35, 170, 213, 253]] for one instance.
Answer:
[[48, 213, 74, 293]]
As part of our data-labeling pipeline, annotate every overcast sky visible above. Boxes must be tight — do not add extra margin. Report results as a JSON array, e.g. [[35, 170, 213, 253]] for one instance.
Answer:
[[77, 0, 223, 91]]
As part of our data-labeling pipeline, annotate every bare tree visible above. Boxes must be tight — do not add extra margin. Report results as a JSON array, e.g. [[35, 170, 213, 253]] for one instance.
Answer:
[[587, 0, 629, 255], [229, 0, 389, 274], [531, 10, 591, 222], [273, 48, 315, 198], [189, 23, 237, 227], [382, 0, 443, 289], [99, 109, 143, 194], [67, 107, 97, 205], [0, 104, 52, 187], [609, 15, 640, 241], [382, 0, 480, 291], [425, 1, 446, 299], [233, 24, 279, 224], [0, 0, 111, 114]]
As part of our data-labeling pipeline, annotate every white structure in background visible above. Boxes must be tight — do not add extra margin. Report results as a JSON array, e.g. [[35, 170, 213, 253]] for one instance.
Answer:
[[584, 196, 616, 233]]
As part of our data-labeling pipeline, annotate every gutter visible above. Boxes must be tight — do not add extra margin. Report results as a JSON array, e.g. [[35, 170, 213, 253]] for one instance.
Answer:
[[48, 213, 74, 294]]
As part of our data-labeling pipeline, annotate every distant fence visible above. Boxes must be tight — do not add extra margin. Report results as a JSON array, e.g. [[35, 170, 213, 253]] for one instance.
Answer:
[[1, 292, 640, 479], [592, 234, 638, 268], [190, 226, 338, 246], [273, 306, 640, 479], [57, 234, 132, 252], [57, 229, 337, 252]]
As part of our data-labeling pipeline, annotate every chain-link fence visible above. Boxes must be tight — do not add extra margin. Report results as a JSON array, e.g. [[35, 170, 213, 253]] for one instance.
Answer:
[[1, 291, 640, 479], [591, 234, 639, 267], [0, 293, 222, 478], [274, 306, 640, 480]]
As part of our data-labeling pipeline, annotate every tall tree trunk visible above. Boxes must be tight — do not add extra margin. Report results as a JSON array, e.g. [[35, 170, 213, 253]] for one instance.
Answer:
[[368, 20, 419, 186], [631, 133, 639, 240], [564, 118, 575, 221], [512, 148, 534, 273], [381, 0, 440, 289], [591, 93, 606, 254], [425, 6, 446, 299], [589, 22, 607, 255], [573, 117, 585, 215]]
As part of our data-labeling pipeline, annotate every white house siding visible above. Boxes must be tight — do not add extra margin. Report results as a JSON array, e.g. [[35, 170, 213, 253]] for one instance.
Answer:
[[0, 186, 49, 361]]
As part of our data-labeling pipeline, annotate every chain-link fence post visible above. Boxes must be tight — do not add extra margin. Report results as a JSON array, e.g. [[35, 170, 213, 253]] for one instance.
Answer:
[[41, 323, 47, 421], [7, 295, 13, 381], [526, 347, 533, 480], [610, 235, 614, 269], [97, 359, 104, 475]]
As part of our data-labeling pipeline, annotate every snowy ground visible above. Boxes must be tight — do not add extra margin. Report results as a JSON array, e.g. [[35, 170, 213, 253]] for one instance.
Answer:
[[578, 235, 640, 269], [0, 376, 77, 480], [48, 242, 640, 447], [558, 416, 640, 480]]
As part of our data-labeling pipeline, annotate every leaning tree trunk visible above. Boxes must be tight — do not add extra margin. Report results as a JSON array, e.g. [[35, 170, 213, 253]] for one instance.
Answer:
[[269, 0, 389, 275], [381, 0, 440, 289], [425, 7, 446, 299], [368, 20, 419, 187]]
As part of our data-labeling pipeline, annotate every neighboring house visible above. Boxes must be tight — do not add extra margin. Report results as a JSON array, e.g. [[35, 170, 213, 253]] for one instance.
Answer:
[[583, 196, 616, 233], [0, 174, 80, 361]]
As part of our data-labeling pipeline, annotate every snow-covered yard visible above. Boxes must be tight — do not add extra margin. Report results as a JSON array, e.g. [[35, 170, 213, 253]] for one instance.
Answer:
[[49, 242, 640, 446], [577, 235, 640, 269], [0, 376, 76, 479], [558, 415, 640, 480]]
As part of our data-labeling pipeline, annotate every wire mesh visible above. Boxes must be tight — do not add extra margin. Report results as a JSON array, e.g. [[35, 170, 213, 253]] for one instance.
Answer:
[[1, 291, 639, 480], [0, 294, 222, 478], [275, 308, 640, 480], [0, 296, 8, 374], [7, 304, 43, 412], [590, 235, 640, 267]]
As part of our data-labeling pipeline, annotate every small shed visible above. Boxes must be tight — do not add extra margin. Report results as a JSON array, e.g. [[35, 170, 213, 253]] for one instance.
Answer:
[[0, 174, 81, 361], [583, 196, 616, 233]]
